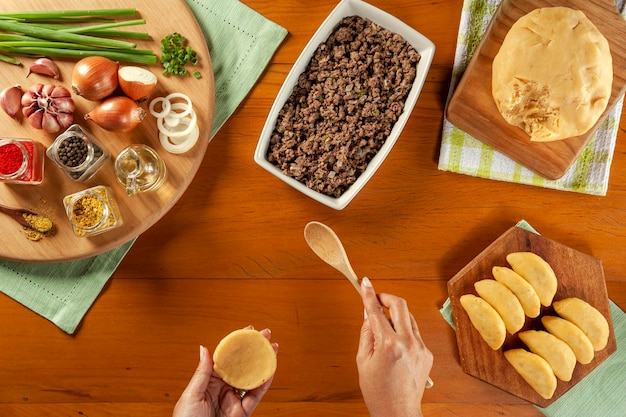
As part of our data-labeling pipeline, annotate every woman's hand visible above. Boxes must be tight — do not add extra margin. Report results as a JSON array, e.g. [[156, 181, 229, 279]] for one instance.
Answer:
[[173, 328, 278, 417], [356, 277, 433, 417]]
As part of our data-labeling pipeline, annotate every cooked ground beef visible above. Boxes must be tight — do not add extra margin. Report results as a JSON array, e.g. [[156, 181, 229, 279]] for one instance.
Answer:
[[266, 15, 421, 198]]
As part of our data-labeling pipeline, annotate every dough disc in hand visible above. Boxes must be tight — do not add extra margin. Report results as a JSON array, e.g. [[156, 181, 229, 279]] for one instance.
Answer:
[[492, 7, 612, 142], [213, 328, 277, 390]]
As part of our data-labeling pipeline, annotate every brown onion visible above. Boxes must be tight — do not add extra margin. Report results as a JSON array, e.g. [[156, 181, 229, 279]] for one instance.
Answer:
[[84, 96, 146, 132], [118, 66, 157, 101], [21, 84, 75, 133], [71, 56, 119, 101]]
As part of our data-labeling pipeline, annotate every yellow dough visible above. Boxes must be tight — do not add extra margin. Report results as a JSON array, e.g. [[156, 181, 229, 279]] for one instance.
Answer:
[[519, 330, 577, 382], [460, 294, 507, 350], [553, 297, 610, 351], [542, 315, 595, 364], [213, 329, 277, 390], [492, 266, 541, 318], [474, 279, 525, 334], [492, 7, 613, 142], [506, 252, 558, 307], [504, 348, 558, 400]]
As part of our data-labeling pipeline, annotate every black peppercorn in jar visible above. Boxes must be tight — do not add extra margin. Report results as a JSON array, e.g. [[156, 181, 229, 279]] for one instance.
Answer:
[[47, 124, 107, 181]]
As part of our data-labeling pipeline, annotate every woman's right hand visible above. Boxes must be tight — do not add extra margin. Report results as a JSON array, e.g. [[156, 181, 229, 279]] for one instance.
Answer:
[[356, 277, 433, 417]]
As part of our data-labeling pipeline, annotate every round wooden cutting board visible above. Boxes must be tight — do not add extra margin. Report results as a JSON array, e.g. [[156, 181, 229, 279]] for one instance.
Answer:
[[0, 0, 215, 262]]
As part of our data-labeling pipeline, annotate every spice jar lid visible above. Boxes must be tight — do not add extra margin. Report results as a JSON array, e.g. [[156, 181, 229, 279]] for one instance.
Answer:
[[0, 138, 29, 179]]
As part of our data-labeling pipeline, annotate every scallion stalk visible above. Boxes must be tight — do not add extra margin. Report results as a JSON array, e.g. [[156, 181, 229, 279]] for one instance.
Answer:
[[0, 46, 157, 65], [24, 24, 150, 40], [0, 40, 154, 54], [0, 9, 157, 65], [0, 52, 20, 65], [59, 19, 147, 34], [0, 9, 137, 20], [0, 20, 136, 49]]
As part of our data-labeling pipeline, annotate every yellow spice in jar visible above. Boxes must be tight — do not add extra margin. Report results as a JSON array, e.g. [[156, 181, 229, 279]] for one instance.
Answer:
[[72, 194, 105, 228]]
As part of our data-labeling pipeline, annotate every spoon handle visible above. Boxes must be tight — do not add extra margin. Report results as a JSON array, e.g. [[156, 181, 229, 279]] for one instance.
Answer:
[[337, 262, 361, 294]]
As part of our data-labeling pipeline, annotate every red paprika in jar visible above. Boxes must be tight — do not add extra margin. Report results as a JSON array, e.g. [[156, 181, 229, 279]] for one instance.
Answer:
[[0, 138, 44, 184]]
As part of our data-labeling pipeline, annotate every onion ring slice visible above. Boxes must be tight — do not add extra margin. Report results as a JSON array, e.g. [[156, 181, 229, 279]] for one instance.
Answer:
[[164, 92, 193, 119], [149, 97, 171, 119], [159, 123, 200, 154], [157, 104, 197, 138]]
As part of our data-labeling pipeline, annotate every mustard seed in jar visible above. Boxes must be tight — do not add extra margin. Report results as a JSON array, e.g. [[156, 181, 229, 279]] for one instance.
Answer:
[[72, 193, 105, 228], [63, 186, 122, 237]]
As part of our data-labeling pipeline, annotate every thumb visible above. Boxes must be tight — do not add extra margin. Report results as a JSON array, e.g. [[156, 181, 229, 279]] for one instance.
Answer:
[[182, 345, 213, 397], [357, 310, 374, 359], [357, 279, 375, 360]]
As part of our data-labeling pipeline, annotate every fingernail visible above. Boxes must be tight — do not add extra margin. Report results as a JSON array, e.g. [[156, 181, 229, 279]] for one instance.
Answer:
[[199, 345, 206, 362], [364, 308, 368, 320], [362, 277, 372, 287]]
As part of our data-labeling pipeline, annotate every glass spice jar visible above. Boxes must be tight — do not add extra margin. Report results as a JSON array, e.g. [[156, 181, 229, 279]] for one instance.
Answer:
[[47, 124, 108, 181], [63, 185, 123, 237], [0, 138, 44, 185]]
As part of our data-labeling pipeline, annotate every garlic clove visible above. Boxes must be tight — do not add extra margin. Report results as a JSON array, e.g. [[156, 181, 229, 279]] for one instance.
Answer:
[[42, 112, 61, 133], [1, 85, 23, 119], [27, 57, 60, 79], [26, 108, 44, 129], [118, 66, 157, 101]]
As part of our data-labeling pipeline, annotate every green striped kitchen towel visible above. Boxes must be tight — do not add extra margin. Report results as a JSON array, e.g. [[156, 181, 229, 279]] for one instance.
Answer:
[[438, 0, 626, 195]]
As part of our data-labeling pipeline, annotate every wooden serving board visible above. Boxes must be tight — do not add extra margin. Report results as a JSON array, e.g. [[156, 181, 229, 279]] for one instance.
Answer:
[[0, 0, 214, 262], [446, 0, 626, 180], [447, 226, 616, 407]]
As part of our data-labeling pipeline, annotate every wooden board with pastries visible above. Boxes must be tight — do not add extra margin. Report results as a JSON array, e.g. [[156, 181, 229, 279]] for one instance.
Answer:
[[445, 0, 626, 180], [0, 0, 214, 262], [447, 225, 617, 407]]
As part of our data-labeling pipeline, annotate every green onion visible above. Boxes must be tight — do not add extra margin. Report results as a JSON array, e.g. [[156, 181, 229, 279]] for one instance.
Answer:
[[59, 19, 147, 34], [25, 24, 150, 40], [160, 32, 200, 77], [0, 9, 137, 20], [0, 20, 136, 49], [0, 46, 157, 65], [0, 52, 20, 65], [0, 9, 157, 65]]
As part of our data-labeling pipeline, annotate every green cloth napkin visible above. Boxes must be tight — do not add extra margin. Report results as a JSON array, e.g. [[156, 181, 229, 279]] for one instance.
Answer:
[[438, 0, 626, 196], [0, 0, 287, 335], [439, 221, 626, 417]]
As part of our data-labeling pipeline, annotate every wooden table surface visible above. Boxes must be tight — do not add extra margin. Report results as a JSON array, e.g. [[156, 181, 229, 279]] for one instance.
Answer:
[[1, 1, 625, 416]]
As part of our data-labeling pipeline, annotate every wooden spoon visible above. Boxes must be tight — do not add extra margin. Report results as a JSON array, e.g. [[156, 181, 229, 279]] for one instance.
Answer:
[[304, 221, 361, 294], [304, 220, 434, 389], [0, 203, 52, 233]]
